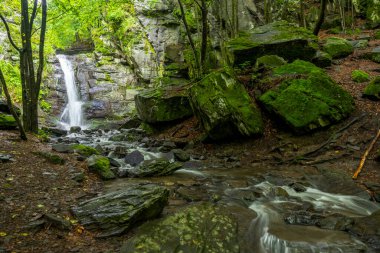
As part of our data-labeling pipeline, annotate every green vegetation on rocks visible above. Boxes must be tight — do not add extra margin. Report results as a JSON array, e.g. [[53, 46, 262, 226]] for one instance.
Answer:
[[72, 144, 100, 157], [351, 70, 370, 83], [371, 47, 380, 63], [190, 71, 263, 140], [33, 152, 66, 165], [363, 76, 380, 100], [227, 21, 317, 67], [86, 155, 115, 180], [322, 37, 354, 58], [121, 203, 239, 253], [128, 158, 182, 177], [135, 85, 193, 124], [255, 55, 287, 70], [0, 113, 16, 130], [259, 60, 355, 133], [312, 51, 332, 68]]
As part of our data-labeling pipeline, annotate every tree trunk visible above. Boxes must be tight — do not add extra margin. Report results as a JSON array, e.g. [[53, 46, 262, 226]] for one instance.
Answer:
[[313, 0, 328, 35], [200, 0, 208, 73]]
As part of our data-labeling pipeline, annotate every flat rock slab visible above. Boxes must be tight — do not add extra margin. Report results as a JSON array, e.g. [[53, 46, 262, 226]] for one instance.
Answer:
[[128, 158, 182, 177], [121, 203, 239, 253], [71, 184, 169, 237], [227, 21, 317, 67]]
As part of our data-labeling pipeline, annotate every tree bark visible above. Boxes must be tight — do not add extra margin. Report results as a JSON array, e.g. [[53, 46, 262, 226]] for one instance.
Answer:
[[200, 0, 208, 73], [313, 0, 328, 35]]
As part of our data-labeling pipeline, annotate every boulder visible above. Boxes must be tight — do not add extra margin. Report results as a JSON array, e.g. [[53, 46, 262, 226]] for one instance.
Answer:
[[351, 70, 370, 83], [0, 99, 21, 115], [370, 47, 380, 63], [121, 204, 239, 253], [312, 51, 332, 68], [128, 158, 182, 177], [259, 60, 355, 133], [255, 55, 287, 70], [135, 85, 193, 123], [322, 37, 353, 59], [0, 112, 16, 130], [189, 71, 263, 140], [349, 210, 380, 251], [363, 76, 380, 100], [227, 21, 317, 67], [71, 184, 169, 237], [72, 144, 100, 157], [173, 149, 190, 162], [87, 155, 116, 180], [124, 150, 145, 167], [52, 143, 74, 153]]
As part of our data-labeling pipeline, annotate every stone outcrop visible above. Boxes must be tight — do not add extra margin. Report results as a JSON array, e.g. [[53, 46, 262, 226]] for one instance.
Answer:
[[322, 37, 354, 59]]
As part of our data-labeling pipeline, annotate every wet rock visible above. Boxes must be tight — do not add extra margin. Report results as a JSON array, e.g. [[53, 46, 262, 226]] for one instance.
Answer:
[[159, 141, 176, 152], [112, 146, 128, 158], [317, 214, 354, 231], [0, 112, 16, 130], [173, 149, 190, 162], [259, 60, 355, 133], [363, 76, 380, 100], [52, 143, 74, 153], [0, 154, 13, 163], [289, 182, 307, 192], [121, 203, 239, 253], [190, 71, 263, 140], [284, 211, 324, 226], [108, 157, 121, 168], [135, 84, 193, 123], [364, 183, 380, 202], [87, 155, 116, 180], [72, 184, 169, 237], [176, 187, 208, 202], [72, 144, 100, 157], [349, 210, 380, 251], [70, 126, 82, 133], [41, 127, 67, 137], [124, 150, 144, 167], [227, 21, 317, 67], [128, 158, 182, 177], [322, 37, 354, 58]]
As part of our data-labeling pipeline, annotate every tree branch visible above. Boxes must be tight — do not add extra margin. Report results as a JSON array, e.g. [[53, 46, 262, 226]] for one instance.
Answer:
[[0, 14, 21, 52], [35, 0, 47, 100], [29, 0, 40, 32]]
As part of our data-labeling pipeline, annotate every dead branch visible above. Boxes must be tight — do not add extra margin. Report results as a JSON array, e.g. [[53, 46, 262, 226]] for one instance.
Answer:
[[352, 128, 380, 180]]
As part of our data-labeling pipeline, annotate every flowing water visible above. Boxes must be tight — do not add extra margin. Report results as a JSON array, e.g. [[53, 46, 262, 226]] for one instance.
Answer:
[[57, 54, 85, 130]]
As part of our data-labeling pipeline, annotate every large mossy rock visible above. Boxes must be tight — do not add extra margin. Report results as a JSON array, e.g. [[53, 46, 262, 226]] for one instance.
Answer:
[[71, 184, 169, 237], [121, 204, 239, 253], [87, 155, 116, 180], [189, 71, 263, 140], [128, 158, 182, 177], [135, 85, 193, 123], [322, 37, 354, 59], [370, 47, 380, 63], [259, 60, 355, 133], [363, 76, 380, 100], [0, 112, 17, 130], [227, 21, 317, 67]]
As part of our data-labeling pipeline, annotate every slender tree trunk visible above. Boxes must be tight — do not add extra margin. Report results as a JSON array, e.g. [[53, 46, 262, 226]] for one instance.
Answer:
[[313, 0, 328, 35], [0, 69, 27, 140], [200, 0, 208, 73]]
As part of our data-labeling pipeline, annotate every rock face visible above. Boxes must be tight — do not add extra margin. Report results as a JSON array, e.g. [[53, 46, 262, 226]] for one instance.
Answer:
[[322, 37, 354, 59], [259, 60, 355, 133], [0, 112, 16, 130], [71, 184, 169, 237], [190, 71, 263, 140], [135, 85, 193, 123], [128, 158, 182, 177], [363, 76, 380, 100], [121, 204, 239, 253], [227, 21, 317, 67]]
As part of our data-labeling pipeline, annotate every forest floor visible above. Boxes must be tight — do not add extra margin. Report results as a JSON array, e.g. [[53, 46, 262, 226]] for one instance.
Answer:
[[1, 32, 380, 253]]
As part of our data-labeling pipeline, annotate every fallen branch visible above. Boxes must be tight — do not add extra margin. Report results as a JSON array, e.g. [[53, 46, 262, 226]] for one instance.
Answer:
[[352, 128, 380, 179]]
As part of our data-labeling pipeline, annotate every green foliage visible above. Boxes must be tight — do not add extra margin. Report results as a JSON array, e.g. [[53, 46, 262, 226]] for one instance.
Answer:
[[72, 144, 100, 157], [363, 76, 380, 100], [351, 70, 370, 83], [0, 61, 22, 103]]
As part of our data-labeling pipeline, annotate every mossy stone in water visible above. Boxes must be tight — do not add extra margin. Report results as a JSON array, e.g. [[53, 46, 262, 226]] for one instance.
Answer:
[[259, 60, 355, 133], [322, 37, 353, 58], [0, 113, 16, 130], [363, 76, 380, 100], [227, 21, 317, 67], [121, 203, 239, 253], [351, 70, 370, 83], [189, 71, 263, 140], [72, 144, 100, 157], [87, 155, 115, 180]]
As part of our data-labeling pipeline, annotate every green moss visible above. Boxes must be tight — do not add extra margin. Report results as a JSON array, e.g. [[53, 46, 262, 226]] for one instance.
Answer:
[[72, 144, 100, 157], [33, 152, 65, 165], [351, 70, 370, 83], [260, 60, 355, 133], [375, 30, 380, 40], [87, 155, 115, 180], [0, 113, 16, 130], [363, 76, 380, 100], [255, 55, 287, 69], [323, 37, 354, 58]]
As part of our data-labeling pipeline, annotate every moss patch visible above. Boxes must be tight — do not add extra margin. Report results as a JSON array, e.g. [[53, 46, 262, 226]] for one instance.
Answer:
[[72, 144, 100, 157], [323, 37, 353, 59], [363, 76, 380, 100], [351, 70, 370, 83], [260, 60, 355, 133], [87, 155, 115, 180], [0, 113, 16, 130]]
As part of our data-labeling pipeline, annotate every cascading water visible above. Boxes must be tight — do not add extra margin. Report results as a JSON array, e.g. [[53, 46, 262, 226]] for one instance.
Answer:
[[57, 54, 85, 130]]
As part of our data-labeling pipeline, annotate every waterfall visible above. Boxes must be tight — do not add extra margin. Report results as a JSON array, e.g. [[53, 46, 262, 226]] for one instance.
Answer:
[[57, 54, 85, 130]]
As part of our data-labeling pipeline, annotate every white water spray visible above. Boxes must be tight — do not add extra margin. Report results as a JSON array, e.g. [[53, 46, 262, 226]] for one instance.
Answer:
[[57, 54, 85, 130]]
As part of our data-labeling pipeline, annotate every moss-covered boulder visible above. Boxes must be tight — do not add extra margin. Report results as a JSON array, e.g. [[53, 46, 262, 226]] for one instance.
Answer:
[[0, 112, 17, 130], [227, 21, 317, 67], [128, 158, 182, 177], [87, 155, 115, 180], [121, 203, 239, 253], [322, 37, 354, 59], [259, 60, 355, 133], [72, 184, 169, 237], [255, 55, 287, 70], [363, 76, 380, 100], [352, 70, 370, 83], [135, 85, 193, 124], [312, 51, 332, 68], [370, 47, 380, 63], [189, 71, 263, 140], [72, 144, 100, 157]]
